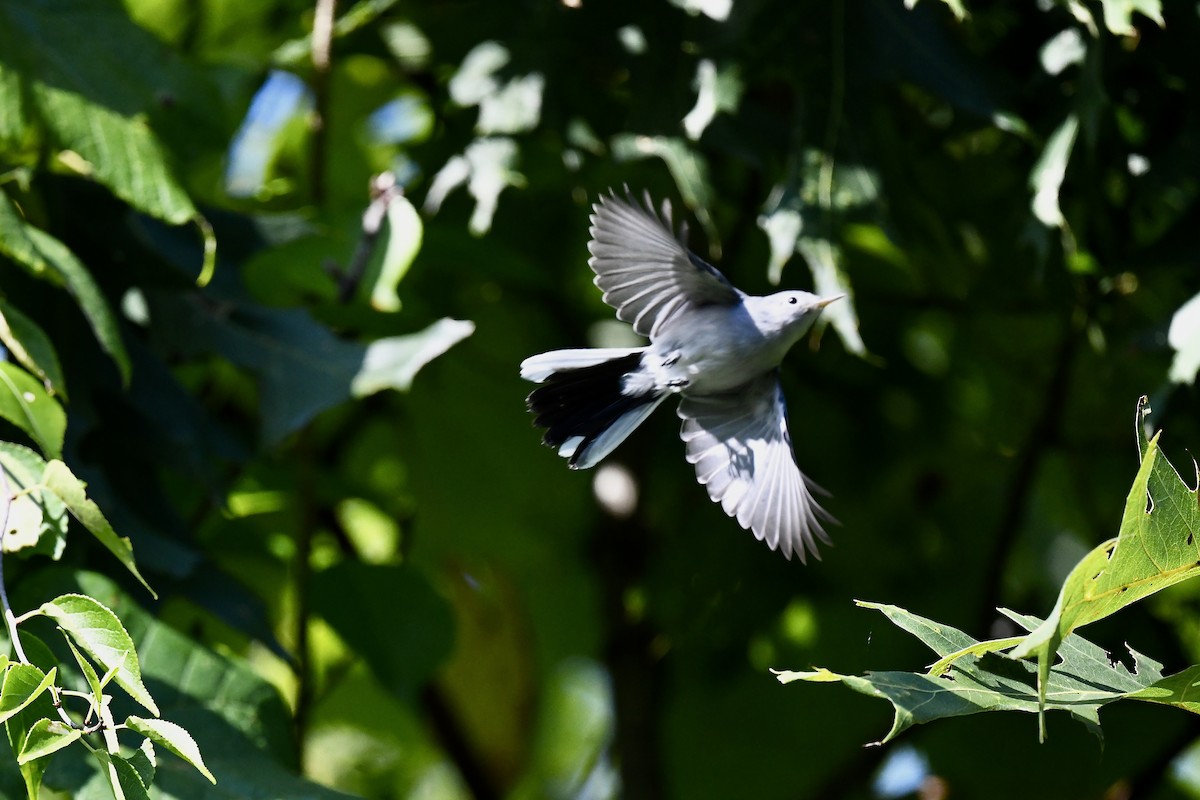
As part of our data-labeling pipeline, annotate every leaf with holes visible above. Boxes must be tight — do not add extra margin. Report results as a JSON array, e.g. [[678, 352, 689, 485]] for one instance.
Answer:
[[0, 442, 67, 558], [40, 594, 158, 716], [775, 603, 1200, 744], [1011, 402, 1200, 734]]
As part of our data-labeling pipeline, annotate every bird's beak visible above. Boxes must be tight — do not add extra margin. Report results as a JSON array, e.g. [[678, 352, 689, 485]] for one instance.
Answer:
[[814, 294, 845, 309]]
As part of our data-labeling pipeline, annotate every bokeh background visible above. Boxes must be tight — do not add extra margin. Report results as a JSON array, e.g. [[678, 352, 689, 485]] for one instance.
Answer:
[[2, 0, 1200, 797]]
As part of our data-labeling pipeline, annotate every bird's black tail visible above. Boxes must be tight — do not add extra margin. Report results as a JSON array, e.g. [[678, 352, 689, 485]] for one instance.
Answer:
[[524, 351, 666, 469]]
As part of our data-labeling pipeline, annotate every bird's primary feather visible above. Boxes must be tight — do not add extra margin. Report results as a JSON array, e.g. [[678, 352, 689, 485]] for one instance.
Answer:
[[588, 189, 741, 338]]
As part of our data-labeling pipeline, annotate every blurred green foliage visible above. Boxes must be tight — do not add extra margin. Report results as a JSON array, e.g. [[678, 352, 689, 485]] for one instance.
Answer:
[[0, 0, 1199, 797]]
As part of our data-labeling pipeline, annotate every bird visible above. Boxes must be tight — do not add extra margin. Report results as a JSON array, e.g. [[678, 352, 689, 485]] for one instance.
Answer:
[[520, 189, 842, 561]]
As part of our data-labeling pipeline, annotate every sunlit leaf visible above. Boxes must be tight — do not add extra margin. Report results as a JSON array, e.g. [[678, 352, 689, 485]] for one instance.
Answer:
[[477, 73, 544, 135], [361, 192, 423, 313], [42, 461, 155, 597], [17, 718, 81, 764], [63, 630, 105, 711], [904, 0, 969, 20], [1011, 405, 1200, 733], [351, 318, 475, 396], [0, 299, 67, 398], [0, 663, 56, 725], [40, 593, 159, 716], [796, 237, 866, 356], [4, 668, 57, 799], [425, 137, 523, 235], [0, 362, 65, 459], [683, 59, 741, 141], [1099, 0, 1164, 37], [774, 603, 1190, 744], [1030, 114, 1079, 230], [1168, 291, 1200, 384], [0, 441, 66, 558], [58, 569, 351, 798], [0, 2, 197, 225], [127, 715, 216, 784]]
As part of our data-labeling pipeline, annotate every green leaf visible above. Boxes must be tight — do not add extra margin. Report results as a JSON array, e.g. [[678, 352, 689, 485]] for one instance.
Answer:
[[756, 152, 873, 356], [1030, 113, 1079, 230], [41, 461, 155, 597], [361, 192, 423, 313], [39, 594, 158, 716], [904, 0, 969, 20], [51, 569, 355, 798], [127, 738, 156, 790], [0, 299, 67, 399], [773, 603, 1188, 744], [0, 3, 197, 225], [126, 715, 216, 784], [92, 750, 151, 800], [1011, 406, 1200, 728], [1168, 291, 1200, 384], [22, 226, 132, 385], [351, 318, 476, 396], [62, 631, 105, 713], [0, 190, 131, 384], [1099, 0, 1164, 37], [150, 289, 473, 442], [0, 188, 44, 276], [4, 672, 57, 799], [682, 59, 742, 141], [0, 442, 67, 558], [1125, 664, 1200, 713], [0, 362, 65, 459], [0, 663, 56, 725], [16, 718, 81, 764], [795, 237, 866, 356]]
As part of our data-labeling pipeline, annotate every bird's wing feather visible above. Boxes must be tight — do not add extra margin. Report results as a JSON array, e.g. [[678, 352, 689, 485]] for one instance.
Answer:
[[588, 189, 741, 338], [677, 373, 833, 562]]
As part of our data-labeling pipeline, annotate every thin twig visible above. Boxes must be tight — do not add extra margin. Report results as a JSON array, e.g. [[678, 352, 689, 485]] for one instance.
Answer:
[[333, 171, 401, 302], [0, 464, 29, 665], [309, 0, 337, 205]]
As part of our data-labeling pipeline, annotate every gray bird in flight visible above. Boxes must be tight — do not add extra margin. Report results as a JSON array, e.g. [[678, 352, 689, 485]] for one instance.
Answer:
[[521, 189, 841, 561]]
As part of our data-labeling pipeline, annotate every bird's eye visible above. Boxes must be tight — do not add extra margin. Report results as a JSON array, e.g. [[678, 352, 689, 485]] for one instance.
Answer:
[[788, 296, 798, 305]]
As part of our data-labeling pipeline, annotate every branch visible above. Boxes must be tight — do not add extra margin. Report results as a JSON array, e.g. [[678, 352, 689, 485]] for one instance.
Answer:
[[0, 464, 29, 665], [309, 0, 337, 205], [333, 171, 401, 302]]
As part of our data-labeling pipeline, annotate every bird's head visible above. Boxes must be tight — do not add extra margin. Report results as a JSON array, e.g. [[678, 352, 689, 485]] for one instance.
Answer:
[[751, 290, 843, 340]]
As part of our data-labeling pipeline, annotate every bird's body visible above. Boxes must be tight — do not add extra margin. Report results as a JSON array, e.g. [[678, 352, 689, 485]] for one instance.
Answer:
[[520, 190, 841, 561]]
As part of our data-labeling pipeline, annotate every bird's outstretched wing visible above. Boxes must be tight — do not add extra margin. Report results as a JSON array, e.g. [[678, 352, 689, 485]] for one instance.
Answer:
[[677, 373, 833, 562], [588, 189, 741, 338]]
